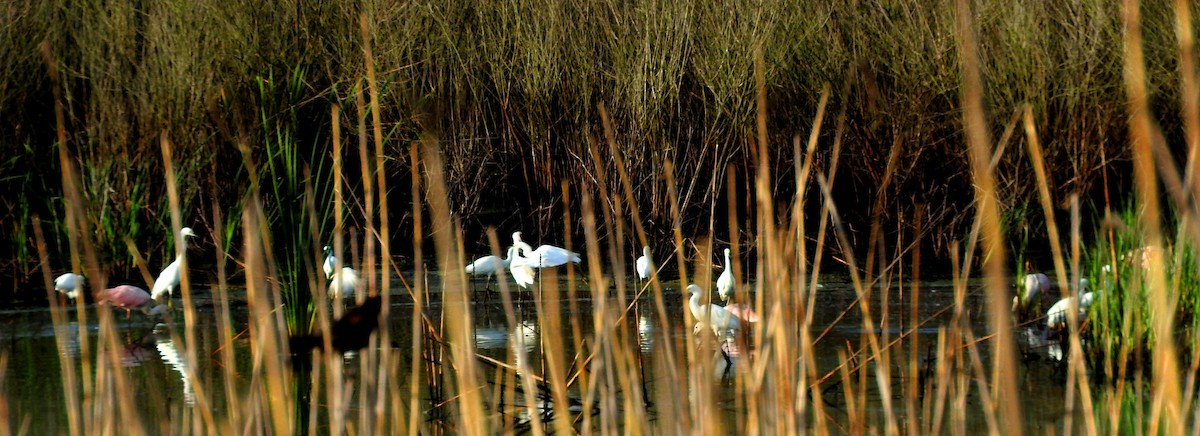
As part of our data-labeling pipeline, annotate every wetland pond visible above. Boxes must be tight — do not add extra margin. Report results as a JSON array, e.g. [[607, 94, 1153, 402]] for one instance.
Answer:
[[2, 273, 1097, 433]]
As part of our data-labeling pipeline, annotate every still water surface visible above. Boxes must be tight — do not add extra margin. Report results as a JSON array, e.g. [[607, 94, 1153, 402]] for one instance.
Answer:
[[1, 275, 1088, 432]]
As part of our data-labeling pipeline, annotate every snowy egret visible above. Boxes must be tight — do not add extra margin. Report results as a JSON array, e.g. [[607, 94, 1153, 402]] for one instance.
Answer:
[[322, 245, 336, 279], [155, 335, 195, 404], [687, 284, 741, 339], [54, 273, 85, 299], [512, 232, 534, 257], [1045, 278, 1094, 330], [466, 245, 522, 277], [635, 246, 652, 281], [511, 231, 580, 268], [328, 266, 360, 299], [510, 263, 537, 289], [97, 285, 164, 319], [150, 227, 198, 302], [717, 248, 734, 302]]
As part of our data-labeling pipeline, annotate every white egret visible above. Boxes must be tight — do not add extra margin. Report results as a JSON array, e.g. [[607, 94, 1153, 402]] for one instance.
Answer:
[[504, 244, 538, 289], [467, 246, 525, 291], [512, 231, 580, 268], [1046, 278, 1094, 330], [635, 246, 652, 281], [151, 227, 198, 302], [328, 267, 360, 299], [322, 245, 336, 279], [512, 232, 534, 257], [54, 273, 85, 299], [717, 248, 734, 302], [465, 245, 522, 277], [510, 263, 536, 289], [155, 334, 195, 405], [687, 284, 740, 340]]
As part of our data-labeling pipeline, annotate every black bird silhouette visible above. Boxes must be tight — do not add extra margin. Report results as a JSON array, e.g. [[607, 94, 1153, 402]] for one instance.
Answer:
[[290, 295, 383, 354]]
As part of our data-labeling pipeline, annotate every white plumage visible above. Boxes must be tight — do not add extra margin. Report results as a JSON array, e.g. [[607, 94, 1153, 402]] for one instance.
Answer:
[[328, 267, 360, 299], [717, 248, 734, 302], [510, 263, 536, 289], [322, 245, 336, 279], [687, 284, 740, 339], [466, 245, 522, 277], [511, 231, 581, 268], [151, 227, 197, 302], [54, 273, 85, 299], [1046, 278, 1094, 330], [635, 246, 652, 281]]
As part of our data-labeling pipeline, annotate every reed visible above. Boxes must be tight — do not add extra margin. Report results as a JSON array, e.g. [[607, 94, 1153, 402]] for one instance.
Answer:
[[7, 0, 1200, 434], [5, 0, 1196, 284]]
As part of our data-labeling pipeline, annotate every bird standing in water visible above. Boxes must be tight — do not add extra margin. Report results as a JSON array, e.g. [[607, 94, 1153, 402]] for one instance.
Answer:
[[54, 273, 85, 300], [291, 295, 384, 354], [717, 248, 734, 302], [511, 231, 581, 268], [97, 285, 167, 319], [151, 227, 198, 302], [635, 246, 653, 282]]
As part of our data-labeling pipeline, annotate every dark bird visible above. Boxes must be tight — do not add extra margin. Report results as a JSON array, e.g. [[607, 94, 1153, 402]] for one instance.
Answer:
[[290, 295, 383, 354]]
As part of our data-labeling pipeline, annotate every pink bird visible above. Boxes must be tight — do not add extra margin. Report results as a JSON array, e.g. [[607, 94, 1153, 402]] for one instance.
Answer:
[[97, 285, 160, 319], [724, 303, 760, 324]]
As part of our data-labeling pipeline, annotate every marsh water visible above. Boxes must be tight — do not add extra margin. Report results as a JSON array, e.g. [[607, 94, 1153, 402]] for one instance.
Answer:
[[2, 273, 1092, 433]]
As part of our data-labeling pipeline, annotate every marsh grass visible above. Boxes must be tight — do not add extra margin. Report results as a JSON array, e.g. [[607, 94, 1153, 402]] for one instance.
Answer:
[[8, 2, 1200, 435], [8, 0, 1199, 285]]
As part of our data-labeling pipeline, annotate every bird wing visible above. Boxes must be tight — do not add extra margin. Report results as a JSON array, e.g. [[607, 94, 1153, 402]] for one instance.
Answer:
[[511, 264, 536, 288], [151, 260, 182, 299], [717, 270, 733, 299], [636, 256, 650, 279]]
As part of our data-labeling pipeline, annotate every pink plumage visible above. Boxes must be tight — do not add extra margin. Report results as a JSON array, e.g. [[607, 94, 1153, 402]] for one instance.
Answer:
[[98, 285, 152, 318], [724, 304, 760, 323]]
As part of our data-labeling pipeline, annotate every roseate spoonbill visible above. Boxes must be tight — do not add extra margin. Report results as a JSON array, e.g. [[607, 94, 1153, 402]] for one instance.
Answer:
[[54, 273, 85, 299], [724, 303, 760, 324], [717, 248, 734, 302], [97, 285, 164, 319], [151, 227, 198, 302]]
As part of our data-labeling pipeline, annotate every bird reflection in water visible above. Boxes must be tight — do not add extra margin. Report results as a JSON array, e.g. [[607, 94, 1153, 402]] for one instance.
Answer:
[[154, 332, 195, 405]]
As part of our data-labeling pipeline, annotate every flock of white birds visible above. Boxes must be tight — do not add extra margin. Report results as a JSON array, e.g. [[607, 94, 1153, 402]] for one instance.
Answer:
[[52, 224, 1143, 365], [465, 233, 760, 362]]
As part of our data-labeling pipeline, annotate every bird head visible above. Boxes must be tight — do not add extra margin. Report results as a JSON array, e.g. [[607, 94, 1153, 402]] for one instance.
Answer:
[[181, 227, 197, 238], [512, 231, 523, 242], [687, 284, 703, 296], [323, 245, 332, 255]]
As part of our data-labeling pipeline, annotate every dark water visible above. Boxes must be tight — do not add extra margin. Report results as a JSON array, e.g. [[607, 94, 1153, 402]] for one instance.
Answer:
[[1, 275, 1092, 433]]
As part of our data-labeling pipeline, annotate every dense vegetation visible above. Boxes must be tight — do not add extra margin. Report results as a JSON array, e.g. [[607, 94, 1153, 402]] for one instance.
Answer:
[[1, 0, 1195, 290]]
